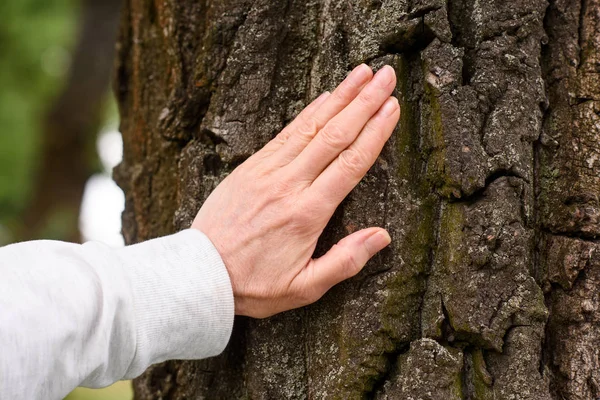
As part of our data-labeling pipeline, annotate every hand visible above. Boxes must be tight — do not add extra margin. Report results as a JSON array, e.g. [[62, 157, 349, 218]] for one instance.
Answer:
[[192, 64, 400, 318]]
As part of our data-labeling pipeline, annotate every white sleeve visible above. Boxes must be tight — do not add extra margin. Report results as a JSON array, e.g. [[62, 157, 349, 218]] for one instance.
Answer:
[[0, 229, 234, 400]]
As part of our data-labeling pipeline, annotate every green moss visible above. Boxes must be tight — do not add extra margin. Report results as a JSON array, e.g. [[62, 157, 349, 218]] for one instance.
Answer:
[[333, 313, 397, 397], [472, 350, 494, 400], [429, 94, 460, 197], [432, 202, 472, 333], [395, 55, 418, 181], [427, 85, 445, 178], [438, 202, 466, 274], [421, 59, 464, 199], [331, 56, 446, 400], [380, 196, 438, 338], [452, 369, 464, 399]]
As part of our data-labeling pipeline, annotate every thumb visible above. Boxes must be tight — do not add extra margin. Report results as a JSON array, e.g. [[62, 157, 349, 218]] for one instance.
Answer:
[[297, 228, 391, 305]]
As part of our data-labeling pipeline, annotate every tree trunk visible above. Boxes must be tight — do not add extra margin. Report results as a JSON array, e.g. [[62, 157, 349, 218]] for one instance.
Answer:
[[114, 0, 600, 398]]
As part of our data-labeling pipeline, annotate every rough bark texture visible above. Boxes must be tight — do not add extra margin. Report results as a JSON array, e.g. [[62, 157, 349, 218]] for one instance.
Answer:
[[114, 0, 600, 398]]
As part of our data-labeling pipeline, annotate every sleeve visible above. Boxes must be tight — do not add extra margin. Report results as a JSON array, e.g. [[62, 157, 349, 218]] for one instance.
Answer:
[[0, 229, 234, 400]]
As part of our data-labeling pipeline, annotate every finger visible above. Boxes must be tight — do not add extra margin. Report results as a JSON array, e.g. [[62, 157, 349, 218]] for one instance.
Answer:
[[291, 228, 391, 305], [309, 96, 399, 206], [288, 66, 396, 181], [269, 64, 373, 166], [258, 91, 331, 157]]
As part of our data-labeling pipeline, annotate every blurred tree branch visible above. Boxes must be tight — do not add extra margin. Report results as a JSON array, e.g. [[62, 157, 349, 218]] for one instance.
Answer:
[[21, 0, 122, 242]]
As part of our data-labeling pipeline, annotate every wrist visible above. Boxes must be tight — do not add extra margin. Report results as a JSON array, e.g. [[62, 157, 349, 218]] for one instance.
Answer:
[[190, 225, 246, 315]]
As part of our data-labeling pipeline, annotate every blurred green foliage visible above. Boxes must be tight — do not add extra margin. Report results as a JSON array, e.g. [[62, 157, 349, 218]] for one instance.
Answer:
[[65, 381, 133, 400], [0, 0, 77, 229]]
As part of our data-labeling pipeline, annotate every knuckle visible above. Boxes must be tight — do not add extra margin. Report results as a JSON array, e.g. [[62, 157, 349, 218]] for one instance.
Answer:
[[269, 177, 294, 197], [289, 199, 323, 232], [361, 122, 384, 142], [337, 245, 362, 277], [333, 82, 356, 103], [294, 286, 320, 306], [357, 89, 376, 108], [289, 208, 311, 230], [252, 162, 272, 179], [320, 123, 348, 148], [296, 116, 319, 141], [338, 148, 366, 176], [275, 129, 292, 144]]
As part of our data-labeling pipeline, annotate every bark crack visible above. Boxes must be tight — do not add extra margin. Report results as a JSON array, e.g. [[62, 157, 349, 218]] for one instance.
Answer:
[[578, 0, 588, 70], [364, 343, 411, 399], [448, 170, 529, 204], [542, 228, 600, 242]]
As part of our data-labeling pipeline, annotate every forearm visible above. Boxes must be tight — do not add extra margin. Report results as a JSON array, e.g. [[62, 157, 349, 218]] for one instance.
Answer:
[[0, 230, 234, 400]]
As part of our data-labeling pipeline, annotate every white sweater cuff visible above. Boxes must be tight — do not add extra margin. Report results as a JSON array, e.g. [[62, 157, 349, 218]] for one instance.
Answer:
[[115, 229, 234, 377]]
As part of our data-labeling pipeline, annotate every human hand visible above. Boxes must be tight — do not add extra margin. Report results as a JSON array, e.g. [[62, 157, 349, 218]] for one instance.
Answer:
[[192, 64, 400, 318]]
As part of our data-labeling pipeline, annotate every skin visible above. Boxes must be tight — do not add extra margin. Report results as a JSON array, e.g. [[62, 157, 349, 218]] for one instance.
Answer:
[[193, 64, 400, 318]]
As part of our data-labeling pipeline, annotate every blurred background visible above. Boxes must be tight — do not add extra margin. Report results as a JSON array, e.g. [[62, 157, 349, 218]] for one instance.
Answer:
[[0, 0, 130, 398]]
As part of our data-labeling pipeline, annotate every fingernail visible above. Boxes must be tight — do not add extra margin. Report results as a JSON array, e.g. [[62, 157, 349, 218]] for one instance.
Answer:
[[350, 63, 372, 81], [353, 63, 369, 73], [364, 230, 392, 256], [374, 65, 395, 86], [380, 97, 399, 117]]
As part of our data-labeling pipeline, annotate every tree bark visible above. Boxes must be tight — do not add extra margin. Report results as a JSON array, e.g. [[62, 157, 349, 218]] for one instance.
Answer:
[[114, 0, 600, 398]]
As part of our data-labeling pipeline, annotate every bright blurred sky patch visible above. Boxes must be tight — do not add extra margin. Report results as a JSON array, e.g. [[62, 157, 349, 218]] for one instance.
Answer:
[[79, 130, 124, 247]]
